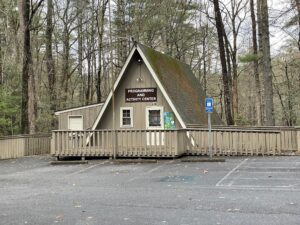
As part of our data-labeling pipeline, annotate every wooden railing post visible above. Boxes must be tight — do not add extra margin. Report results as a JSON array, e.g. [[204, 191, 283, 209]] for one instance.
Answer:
[[51, 132, 55, 155], [296, 127, 300, 155]]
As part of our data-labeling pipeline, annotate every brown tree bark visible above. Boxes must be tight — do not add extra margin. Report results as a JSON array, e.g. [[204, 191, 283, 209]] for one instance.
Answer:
[[250, 0, 262, 125], [230, 1, 239, 122], [116, 0, 128, 67], [284, 62, 296, 126], [295, 0, 300, 51], [46, 0, 56, 124], [258, 0, 275, 125], [213, 0, 234, 125], [77, 0, 84, 104], [96, 0, 108, 103], [20, 0, 44, 134], [20, 0, 30, 134], [0, 43, 2, 85], [59, 0, 72, 107]]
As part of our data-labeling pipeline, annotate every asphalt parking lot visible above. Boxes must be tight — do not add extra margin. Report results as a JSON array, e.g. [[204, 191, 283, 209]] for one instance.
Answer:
[[1, 156, 300, 225]]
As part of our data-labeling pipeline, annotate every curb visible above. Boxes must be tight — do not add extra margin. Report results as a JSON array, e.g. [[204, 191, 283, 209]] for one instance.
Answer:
[[50, 160, 88, 165], [112, 159, 158, 164], [180, 157, 225, 162]]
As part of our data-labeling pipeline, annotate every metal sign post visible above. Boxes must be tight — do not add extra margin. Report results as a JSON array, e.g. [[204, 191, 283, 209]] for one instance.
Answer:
[[208, 113, 212, 158], [205, 98, 213, 158]]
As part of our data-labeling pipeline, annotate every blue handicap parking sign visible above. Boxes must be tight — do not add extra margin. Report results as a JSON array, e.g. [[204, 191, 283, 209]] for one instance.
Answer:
[[205, 98, 213, 113]]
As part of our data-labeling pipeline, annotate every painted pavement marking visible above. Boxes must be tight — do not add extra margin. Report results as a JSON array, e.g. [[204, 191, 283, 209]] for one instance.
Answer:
[[216, 158, 300, 189], [68, 160, 109, 176], [128, 160, 173, 182], [215, 158, 248, 187]]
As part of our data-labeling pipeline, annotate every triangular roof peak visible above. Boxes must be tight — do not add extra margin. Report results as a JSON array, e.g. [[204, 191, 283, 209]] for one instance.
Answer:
[[91, 42, 221, 130]]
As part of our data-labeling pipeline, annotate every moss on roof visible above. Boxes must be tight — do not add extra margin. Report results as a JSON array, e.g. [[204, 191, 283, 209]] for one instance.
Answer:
[[138, 43, 222, 125]]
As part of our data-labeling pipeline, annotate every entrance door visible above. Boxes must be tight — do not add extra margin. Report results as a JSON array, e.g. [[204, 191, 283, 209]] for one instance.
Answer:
[[145, 106, 164, 146]]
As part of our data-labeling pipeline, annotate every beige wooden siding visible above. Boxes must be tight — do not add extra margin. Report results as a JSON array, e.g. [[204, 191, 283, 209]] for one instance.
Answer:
[[57, 105, 102, 130], [97, 53, 181, 130]]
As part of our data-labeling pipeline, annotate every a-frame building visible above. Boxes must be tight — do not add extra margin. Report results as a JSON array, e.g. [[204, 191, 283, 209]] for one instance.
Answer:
[[91, 42, 221, 131]]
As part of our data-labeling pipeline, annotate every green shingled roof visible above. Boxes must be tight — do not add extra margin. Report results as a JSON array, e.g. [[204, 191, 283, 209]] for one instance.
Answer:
[[138, 43, 222, 125]]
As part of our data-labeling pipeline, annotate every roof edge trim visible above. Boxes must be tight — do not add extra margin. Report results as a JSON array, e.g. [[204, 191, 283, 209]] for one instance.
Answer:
[[55, 103, 104, 115], [91, 46, 137, 130]]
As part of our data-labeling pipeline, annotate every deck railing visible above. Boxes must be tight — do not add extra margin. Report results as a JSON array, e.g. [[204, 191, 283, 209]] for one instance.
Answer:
[[186, 126, 299, 154], [185, 129, 281, 156], [51, 127, 300, 158], [0, 134, 51, 160], [51, 130, 180, 157], [1, 127, 297, 160]]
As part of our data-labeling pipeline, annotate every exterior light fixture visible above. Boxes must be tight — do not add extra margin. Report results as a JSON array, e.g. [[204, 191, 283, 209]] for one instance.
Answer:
[[137, 58, 143, 82]]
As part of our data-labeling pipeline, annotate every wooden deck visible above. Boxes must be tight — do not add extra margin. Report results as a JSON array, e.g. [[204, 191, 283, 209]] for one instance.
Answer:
[[51, 127, 300, 158], [1, 127, 298, 160]]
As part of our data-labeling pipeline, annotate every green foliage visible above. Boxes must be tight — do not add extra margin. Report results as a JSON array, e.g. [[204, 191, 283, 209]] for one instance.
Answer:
[[0, 88, 21, 135], [238, 53, 260, 63]]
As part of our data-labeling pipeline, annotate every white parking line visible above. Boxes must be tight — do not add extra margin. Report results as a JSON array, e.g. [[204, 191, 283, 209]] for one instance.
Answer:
[[243, 166, 300, 170], [248, 161, 300, 164], [216, 158, 248, 187], [238, 171, 300, 174], [128, 160, 173, 182], [235, 177, 300, 181], [68, 161, 109, 176], [218, 184, 296, 189]]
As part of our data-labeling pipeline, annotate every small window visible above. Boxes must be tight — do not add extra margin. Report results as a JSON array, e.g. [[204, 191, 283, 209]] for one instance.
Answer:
[[146, 106, 164, 129], [120, 107, 133, 128], [149, 110, 161, 127]]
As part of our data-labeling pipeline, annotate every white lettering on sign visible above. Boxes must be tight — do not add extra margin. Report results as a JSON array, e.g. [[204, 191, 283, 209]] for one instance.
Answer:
[[125, 88, 157, 103]]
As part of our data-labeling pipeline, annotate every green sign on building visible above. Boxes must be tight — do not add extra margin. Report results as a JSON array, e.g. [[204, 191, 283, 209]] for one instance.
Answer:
[[164, 112, 176, 129]]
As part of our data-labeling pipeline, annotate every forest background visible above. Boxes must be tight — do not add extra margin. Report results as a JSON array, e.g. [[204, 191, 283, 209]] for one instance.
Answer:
[[0, 0, 299, 135]]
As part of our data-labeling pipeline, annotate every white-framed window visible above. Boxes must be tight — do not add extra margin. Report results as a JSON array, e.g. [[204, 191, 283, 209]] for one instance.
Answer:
[[146, 106, 164, 129], [120, 107, 133, 128], [68, 115, 83, 130]]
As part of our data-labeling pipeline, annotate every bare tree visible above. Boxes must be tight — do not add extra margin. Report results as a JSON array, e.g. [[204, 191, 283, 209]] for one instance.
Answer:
[[222, 0, 248, 121], [55, 0, 82, 107], [213, 0, 234, 125]]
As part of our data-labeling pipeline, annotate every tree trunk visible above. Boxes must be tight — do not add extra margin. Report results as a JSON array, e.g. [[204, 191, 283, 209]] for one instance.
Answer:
[[116, 0, 128, 67], [202, 24, 208, 96], [61, 26, 70, 107], [259, 0, 275, 125], [284, 62, 296, 126], [20, 0, 36, 134], [213, 0, 234, 125], [222, 26, 233, 121], [232, 24, 238, 121], [250, 0, 262, 125], [0, 43, 2, 85], [257, 0, 265, 121], [86, 53, 91, 104], [46, 0, 56, 125], [232, 53, 238, 121], [77, 0, 84, 104], [96, 0, 108, 103], [295, 0, 300, 51]]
